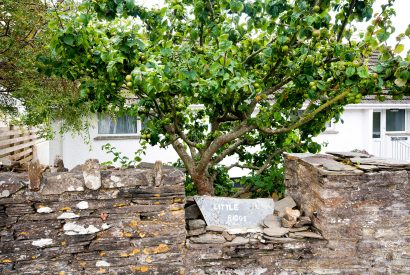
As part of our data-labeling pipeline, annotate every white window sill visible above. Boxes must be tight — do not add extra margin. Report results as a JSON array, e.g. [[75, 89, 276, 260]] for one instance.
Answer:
[[385, 132, 410, 136], [94, 134, 140, 141]]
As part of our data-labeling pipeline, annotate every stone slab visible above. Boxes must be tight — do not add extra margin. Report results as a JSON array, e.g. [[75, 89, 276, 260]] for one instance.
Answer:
[[194, 196, 274, 229]]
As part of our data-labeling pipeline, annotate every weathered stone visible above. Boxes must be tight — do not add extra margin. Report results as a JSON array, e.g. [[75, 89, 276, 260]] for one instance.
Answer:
[[190, 233, 226, 244], [263, 227, 289, 237], [41, 173, 84, 195], [294, 216, 311, 228], [185, 204, 201, 220], [0, 172, 26, 198], [53, 155, 67, 172], [188, 219, 206, 230], [82, 159, 101, 190], [263, 214, 282, 228], [281, 218, 297, 228], [194, 196, 274, 229], [69, 164, 83, 173], [222, 231, 234, 241], [284, 207, 300, 221], [275, 196, 296, 217], [187, 227, 206, 236], [206, 225, 226, 232], [289, 226, 310, 232], [327, 151, 371, 159], [230, 236, 249, 245], [28, 160, 44, 191], [289, 231, 324, 239]]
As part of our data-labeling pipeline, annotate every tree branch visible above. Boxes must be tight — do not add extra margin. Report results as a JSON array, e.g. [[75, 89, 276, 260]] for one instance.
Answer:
[[259, 88, 350, 135], [211, 138, 247, 166], [337, 0, 357, 42]]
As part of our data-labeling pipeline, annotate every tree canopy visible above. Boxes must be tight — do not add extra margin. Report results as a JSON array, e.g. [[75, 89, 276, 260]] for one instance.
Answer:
[[0, 0, 91, 136], [38, 0, 410, 195]]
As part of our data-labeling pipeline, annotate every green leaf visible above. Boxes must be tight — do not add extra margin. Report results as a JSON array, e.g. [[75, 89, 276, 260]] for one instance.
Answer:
[[346, 67, 355, 77], [357, 67, 368, 78], [395, 78, 407, 87], [394, 44, 405, 54], [376, 30, 389, 42], [63, 34, 75, 46], [220, 40, 233, 51]]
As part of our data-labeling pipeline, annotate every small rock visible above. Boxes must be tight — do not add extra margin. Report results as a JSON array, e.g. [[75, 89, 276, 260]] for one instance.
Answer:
[[230, 236, 249, 245], [263, 214, 282, 228], [263, 227, 289, 237], [28, 160, 44, 191], [281, 218, 296, 228], [206, 225, 226, 232], [190, 233, 226, 244], [187, 228, 206, 237], [222, 231, 234, 241], [263, 236, 297, 242], [289, 226, 310, 232], [185, 204, 201, 220], [70, 164, 83, 173], [275, 196, 296, 217], [188, 219, 206, 230], [289, 231, 324, 239], [284, 207, 301, 221], [295, 216, 312, 228], [83, 159, 101, 190], [53, 155, 67, 172]]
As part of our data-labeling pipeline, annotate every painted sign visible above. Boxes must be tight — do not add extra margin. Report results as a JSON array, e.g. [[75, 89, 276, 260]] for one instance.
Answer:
[[194, 196, 274, 229]]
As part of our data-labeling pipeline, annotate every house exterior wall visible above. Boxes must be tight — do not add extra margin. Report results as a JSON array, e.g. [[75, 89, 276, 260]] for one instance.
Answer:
[[46, 103, 410, 172], [57, 115, 179, 170], [315, 109, 373, 154]]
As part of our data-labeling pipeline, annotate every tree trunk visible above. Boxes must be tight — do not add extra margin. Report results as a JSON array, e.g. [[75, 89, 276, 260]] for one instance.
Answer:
[[191, 172, 214, 195]]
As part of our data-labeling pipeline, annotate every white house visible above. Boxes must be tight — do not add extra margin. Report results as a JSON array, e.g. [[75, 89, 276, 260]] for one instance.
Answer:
[[37, 95, 410, 175], [316, 96, 410, 160]]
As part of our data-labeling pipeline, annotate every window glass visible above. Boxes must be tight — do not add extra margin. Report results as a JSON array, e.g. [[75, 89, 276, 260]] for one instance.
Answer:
[[386, 109, 405, 132], [373, 112, 381, 138], [98, 114, 138, 134]]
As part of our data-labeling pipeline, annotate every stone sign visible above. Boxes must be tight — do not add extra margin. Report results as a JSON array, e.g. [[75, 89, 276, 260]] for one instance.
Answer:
[[194, 196, 274, 229]]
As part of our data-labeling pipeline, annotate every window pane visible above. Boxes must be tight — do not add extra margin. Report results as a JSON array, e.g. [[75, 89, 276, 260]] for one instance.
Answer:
[[98, 114, 138, 134], [373, 112, 381, 138], [386, 109, 405, 132]]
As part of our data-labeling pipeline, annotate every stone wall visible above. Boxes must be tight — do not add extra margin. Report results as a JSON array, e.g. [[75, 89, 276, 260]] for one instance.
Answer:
[[1, 152, 410, 274], [0, 163, 186, 274], [285, 152, 410, 274], [184, 152, 410, 274]]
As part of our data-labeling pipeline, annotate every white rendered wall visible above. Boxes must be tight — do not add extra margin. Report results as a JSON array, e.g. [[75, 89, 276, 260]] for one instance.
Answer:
[[59, 115, 179, 169], [315, 109, 372, 154]]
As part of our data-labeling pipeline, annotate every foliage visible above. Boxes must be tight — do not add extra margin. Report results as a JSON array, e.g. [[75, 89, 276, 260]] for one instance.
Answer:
[[239, 164, 285, 198], [173, 159, 236, 196], [101, 143, 146, 167], [0, 0, 91, 137], [41, 0, 409, 195]]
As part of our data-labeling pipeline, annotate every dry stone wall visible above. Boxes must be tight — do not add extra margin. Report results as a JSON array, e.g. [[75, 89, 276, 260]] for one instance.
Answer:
[[1, 152, 410, 274], [0, 163, 186, 274], [184, 153, 410, 274]]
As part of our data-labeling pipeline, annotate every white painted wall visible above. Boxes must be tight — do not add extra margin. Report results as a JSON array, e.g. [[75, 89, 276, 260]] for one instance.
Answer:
[[49, 104, 410, 173], [315, 109, 373, 154], [56, 115, 179, 169]]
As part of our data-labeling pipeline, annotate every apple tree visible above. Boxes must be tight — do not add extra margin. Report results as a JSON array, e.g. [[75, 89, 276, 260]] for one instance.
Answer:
[[42, 0, 409, 195]]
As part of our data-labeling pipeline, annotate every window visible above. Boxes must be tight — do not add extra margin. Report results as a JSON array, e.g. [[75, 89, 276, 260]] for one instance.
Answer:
[[98, 114, 138, 134], [373, 112, 381, 138], [386, 109, 405, 132]]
